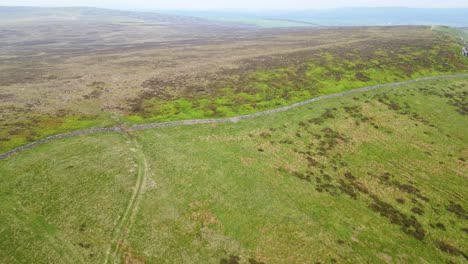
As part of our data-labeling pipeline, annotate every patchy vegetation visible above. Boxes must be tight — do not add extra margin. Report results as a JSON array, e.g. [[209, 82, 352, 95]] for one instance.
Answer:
[[0, 8, 467, 262], [128, 28, 468, 123], [2, 78, 465, 263], [1, 20, 468, 153]]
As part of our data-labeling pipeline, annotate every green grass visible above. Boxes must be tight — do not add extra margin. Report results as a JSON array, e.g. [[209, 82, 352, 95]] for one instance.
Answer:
[[0, 113, 117, 153], [0, 134, 139, 263], [1, 77, 467, 263]]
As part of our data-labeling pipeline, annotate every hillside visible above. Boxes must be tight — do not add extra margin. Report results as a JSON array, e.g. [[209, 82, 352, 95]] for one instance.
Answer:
[[1, 76, 467, 263], [0, 6, 220, 25], [1, 7, 467, 153]]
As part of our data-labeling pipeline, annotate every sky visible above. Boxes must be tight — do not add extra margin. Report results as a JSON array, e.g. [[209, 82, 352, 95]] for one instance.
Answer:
[[1, 0, 468, 10]]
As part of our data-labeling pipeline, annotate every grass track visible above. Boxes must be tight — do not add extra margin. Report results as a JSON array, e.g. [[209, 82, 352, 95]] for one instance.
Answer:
[[127, 77, 467, 263], [0, 134, 139, 263], [104, 136, 149, 263], [0, 76, 467, 263]]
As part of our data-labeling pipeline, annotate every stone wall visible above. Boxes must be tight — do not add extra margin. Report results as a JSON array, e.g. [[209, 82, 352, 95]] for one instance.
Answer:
[[132, 74, 468, 129], [1, 74, 467, 160], [0, 128, 122, 160], [463, 47, 468, 57]]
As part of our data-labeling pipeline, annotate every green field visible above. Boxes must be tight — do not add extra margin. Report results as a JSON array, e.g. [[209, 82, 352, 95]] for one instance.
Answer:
[[1, 77, 467, 263]]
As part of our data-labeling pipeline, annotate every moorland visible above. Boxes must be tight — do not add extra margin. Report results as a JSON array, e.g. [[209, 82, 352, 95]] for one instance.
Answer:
[[1, 7, 467, 153], [0, 6, 467, 264], [1, 76, 467, 263]]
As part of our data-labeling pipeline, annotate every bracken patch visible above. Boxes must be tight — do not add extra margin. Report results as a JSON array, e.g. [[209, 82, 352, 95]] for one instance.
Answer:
[[447, 201, 468, 220], [220, 255, 240, 264], [369, 196, 426, 240], [436, 241, 468, 259]]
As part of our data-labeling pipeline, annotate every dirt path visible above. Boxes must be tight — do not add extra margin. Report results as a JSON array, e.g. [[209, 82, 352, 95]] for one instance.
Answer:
[[1, 74, 467, 160], [103, 136, 148, 264]]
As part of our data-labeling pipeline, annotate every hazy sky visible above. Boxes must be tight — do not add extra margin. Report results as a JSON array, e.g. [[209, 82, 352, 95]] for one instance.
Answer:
[[1, 0, 468, 9]]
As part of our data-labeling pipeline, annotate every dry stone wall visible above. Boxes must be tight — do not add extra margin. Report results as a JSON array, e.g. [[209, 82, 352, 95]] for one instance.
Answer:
[[1, 74, 467, 160], [0, 128, 122, 160]]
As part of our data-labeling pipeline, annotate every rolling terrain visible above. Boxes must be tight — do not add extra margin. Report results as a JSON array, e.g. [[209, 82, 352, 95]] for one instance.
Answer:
[[1, 7, 468, 153], [0, 6, 467, 264], [1, 77, 467, 263]]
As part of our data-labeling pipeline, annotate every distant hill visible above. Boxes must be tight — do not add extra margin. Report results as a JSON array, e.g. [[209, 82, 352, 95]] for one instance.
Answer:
[[4, 6, 466, 28], [164, 7, 468, 27], [0, 6, 223, 26]]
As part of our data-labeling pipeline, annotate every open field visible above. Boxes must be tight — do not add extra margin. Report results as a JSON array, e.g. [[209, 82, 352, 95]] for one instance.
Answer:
[[1, 7, 467, 153], [1, 77, 467, 263]]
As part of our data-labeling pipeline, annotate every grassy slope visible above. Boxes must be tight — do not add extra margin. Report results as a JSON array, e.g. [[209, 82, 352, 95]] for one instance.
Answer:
[[0, 134, 138, 263], [129, 77, 467, 263], [0, 77, 466, 263]]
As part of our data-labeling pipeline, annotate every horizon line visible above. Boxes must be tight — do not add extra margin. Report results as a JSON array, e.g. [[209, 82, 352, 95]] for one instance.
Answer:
[[2, 5, 468, 11]]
